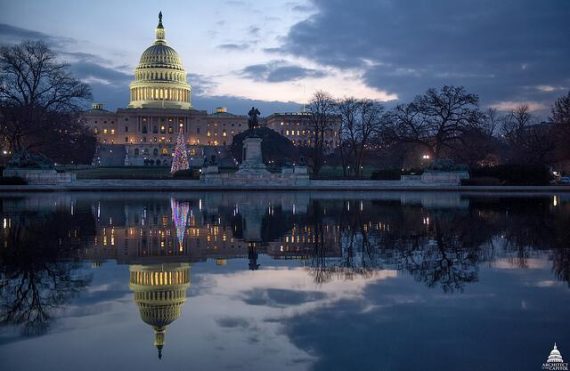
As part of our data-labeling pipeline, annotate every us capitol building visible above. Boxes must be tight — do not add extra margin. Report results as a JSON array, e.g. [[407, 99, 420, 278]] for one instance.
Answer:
[[84, 12, 339, 167]]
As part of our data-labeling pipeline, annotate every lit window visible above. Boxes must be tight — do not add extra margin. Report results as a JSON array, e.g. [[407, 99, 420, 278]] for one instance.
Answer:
[[103, 129, 108, 134]]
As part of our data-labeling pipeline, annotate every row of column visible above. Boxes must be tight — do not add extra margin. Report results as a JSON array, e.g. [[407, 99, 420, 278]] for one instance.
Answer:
[[130, 270, 189, 286], [131, 87, 189, 102]]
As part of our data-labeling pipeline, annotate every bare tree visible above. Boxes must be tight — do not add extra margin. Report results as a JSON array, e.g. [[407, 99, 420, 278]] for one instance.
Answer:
[[550, 91, 570, 164], [337, 97, 385, 177], [0, 41, 93, 162], [449, 108, 502, 167], [386, 85, 482, 160], [305, 91, 337, 175], [501, 104, 554, 165], [551, 90, 570, 125]]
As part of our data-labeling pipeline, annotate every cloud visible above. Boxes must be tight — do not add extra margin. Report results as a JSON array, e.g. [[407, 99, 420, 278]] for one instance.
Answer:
[[218, 43, 250, 51], [489, 101, 548, 113], [241, 288, 327, 307], [0, 23, 308, 113], [70, 62, 131, 85], [277, 0, 570, 114], [535, 85, 568, 93], [187, 73, 218, 95], [248, 26, 260, 36], [192, 94, 302, 115], [241, 60, 326, 82], [216, 317, 251, 328], [0, 23, 73, 48]]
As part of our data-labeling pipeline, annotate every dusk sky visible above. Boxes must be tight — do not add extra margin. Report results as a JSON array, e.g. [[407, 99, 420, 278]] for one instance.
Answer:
[[1, 0, 569, 116]]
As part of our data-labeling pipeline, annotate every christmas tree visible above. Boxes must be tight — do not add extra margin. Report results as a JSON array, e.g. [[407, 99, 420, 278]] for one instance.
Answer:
[[170, 197, 190, 251], [170, 126, 189, 174]]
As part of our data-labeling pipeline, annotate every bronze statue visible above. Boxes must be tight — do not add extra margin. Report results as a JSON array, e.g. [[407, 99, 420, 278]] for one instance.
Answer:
[[247, 107, 261, 130]]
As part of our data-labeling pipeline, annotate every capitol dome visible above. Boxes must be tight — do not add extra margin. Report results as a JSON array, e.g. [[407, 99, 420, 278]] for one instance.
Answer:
[[547, 343, 564, 363], [128, 12, 192, 109], [129, 263, 191, 359]]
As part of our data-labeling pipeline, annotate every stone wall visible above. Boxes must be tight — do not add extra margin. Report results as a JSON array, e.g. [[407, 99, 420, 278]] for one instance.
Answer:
[[3, 169, 76, 184]]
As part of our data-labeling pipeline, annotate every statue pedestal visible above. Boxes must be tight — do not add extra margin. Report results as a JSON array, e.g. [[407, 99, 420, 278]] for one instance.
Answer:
[[236, 136, 270, 176]]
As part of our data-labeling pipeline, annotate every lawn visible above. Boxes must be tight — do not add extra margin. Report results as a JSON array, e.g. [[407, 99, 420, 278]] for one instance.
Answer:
[[315, 165, 378, 179], [72, 167, 173, 179]]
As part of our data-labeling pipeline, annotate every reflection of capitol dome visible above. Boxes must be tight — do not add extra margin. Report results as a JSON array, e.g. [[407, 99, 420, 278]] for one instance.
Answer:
[[129, 263, 190, 359], [128, 12, 192, 109], [547, 343, 564, 363]]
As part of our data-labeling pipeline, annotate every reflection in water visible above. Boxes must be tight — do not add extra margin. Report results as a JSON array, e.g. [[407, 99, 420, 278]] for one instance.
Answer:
[[171, 198, 190, 251], [0, 199, 94, 335], [129, 263, 190, 359], [1, 192, 569, 360]]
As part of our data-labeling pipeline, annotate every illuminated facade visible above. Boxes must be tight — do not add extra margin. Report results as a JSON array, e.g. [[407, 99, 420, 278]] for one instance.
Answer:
[[265, 112, 340, 151], [83, 13, 341, 166], [83, 13, 248, 166], [84, 196, 342, 263]]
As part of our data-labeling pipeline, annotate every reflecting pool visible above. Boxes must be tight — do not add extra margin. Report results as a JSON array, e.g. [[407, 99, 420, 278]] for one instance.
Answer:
[[0, 192, 569, 371]]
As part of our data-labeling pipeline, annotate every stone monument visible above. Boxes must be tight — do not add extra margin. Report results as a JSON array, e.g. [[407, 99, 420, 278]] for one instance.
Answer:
[[235, 107, 270, 176], [201, 107, 310, 186]]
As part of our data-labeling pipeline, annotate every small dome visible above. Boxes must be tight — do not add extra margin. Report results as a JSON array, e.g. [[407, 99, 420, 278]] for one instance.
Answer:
[[547, 344, 564, 363]]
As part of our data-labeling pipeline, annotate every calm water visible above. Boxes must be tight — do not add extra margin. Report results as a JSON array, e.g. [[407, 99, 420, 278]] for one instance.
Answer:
[[0, 191, 569, 371]]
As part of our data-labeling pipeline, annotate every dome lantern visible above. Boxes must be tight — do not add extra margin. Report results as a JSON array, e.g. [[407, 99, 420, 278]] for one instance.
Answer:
[[155, 11, 165, 43]]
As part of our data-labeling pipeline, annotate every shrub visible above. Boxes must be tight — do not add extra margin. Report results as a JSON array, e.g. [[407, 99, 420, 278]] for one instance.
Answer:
[[371, 168, 424, 180], [470, 165, 552, 186], [461, 177, 502, 186], [0, 176, 27, 185], [371, 169, 401, 180], [172, 169, 200, 179]]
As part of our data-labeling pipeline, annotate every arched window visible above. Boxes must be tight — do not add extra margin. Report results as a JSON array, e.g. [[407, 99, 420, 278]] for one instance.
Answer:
[[153, 148, 159, 156]]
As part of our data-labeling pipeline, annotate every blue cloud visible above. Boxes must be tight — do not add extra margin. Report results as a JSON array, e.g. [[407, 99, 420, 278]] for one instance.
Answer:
[[278, 0, 570, 111]]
